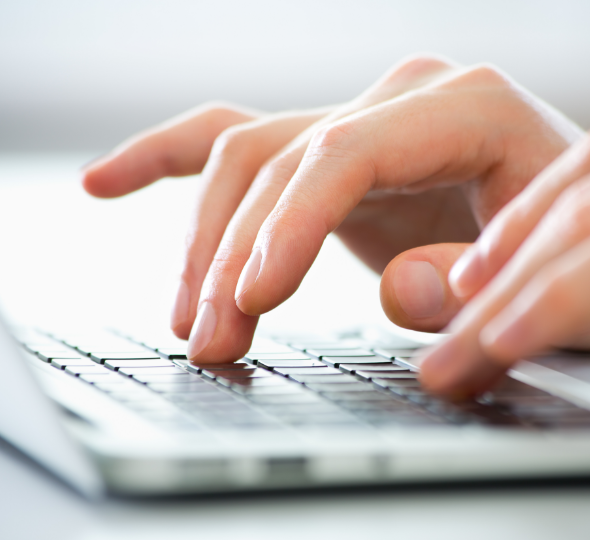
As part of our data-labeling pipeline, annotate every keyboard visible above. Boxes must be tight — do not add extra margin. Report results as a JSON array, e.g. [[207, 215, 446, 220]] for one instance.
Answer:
[[14, 328, 590, 434]]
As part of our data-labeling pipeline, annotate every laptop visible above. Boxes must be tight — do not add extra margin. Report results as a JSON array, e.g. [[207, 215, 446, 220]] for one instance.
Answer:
[[5, 310, 590, 497]]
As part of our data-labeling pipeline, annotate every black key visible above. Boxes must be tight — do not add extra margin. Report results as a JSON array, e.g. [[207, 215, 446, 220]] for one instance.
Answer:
[[65, 365, 110, 376], [105, 359, 175, 370], [287, 374, 359, 384], [355, 371, 417, 382], [373, 348, 421, 359], [273, 366, 340, 376], [257, 359, 325, 369], [322, 357, 388, 368], [245, 352, 312, 362], [306, 348, 374, 358], [51, 358, 97, 369], [37, 350, 83, 363], [155, 348, 188, 360], [90, 352, 161, 363]]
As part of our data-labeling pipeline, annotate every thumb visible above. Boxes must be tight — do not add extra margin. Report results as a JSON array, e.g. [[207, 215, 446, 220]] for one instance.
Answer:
[[380, 243, 472, 332]]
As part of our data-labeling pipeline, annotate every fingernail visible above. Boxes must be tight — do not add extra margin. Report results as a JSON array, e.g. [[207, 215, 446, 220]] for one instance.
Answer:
[[393, 261, 444, 319], [449, 248, 482, 298], [188, 302, 217, 358], [235, 249, 262, 301], [170, 279, 190, 331]]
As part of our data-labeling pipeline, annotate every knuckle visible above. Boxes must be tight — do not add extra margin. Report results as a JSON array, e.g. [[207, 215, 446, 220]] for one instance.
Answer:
[[459, 63, 509, 87], [211, 125, 254, 157], [386, 54, 455, 83], [309, 122, 355, 154]]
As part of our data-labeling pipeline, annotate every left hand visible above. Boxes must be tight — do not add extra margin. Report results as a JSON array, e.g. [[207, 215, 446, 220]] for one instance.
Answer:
[[417, 133, 590, 398]]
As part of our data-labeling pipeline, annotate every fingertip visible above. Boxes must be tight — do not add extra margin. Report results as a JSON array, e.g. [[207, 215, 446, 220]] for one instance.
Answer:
[[448, 247, 483, 299], [80, 157, 124, 198]]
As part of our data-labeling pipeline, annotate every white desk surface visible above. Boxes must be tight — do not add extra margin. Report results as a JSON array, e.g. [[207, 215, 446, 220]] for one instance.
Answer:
[[1, 155, 590, 540]]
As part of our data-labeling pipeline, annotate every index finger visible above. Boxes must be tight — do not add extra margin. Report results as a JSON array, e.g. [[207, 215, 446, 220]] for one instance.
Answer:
[[234, 72, 505, 315], [81, 102, 260, 198]]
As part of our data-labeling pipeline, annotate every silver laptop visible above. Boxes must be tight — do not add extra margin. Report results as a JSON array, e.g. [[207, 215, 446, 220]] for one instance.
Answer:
[[4, 309, 590, 498]]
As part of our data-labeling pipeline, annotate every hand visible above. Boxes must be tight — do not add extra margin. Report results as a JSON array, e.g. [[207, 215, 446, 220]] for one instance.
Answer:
[[416, 133, 590, 399], [82, 55, 581, 365]]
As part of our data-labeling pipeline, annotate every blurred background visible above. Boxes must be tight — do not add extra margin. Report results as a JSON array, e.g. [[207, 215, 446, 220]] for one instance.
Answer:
[[0, 0, 589, 336], [2, 0, 590, 152]]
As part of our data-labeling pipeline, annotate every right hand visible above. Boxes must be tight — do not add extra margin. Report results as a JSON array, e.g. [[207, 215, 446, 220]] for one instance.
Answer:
[[82, 54, 581, 366]]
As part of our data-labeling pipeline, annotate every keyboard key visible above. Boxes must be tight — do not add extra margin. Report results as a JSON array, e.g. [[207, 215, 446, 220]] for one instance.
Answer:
[[257, 359, 325, 369], [273, 367, 341, 376], [289, 341, 361, 351], [131, 373, 199, 384], [322, 357, 388, 367], [355, 371, 417, 382], [104, 359, 175, 370], [231, 383, 309, 396], [305, 382, 371, 393], [90, 352, 161, 363], [306, 348, 374, 358], [287, 374, 359, 384], [245, 352, 312, 362], [372, 378, 422, 389], [185, 360, 251, 374], [119, 367, 188, 377], [51, 358, 97, 369], [218, 376, 289, 389], [37, 350, 83, 362], [339, 362, 397, 374], [206, 367, 272, 378], [246, 343, 295, 354], [325, 391, 394, 402], [155, 348, 188, 360], [79, 372, 129, 384], [65, 365, 110, 376], [147, 382, 214, 393], [373, 348, 421, 359], [246, 393, 326, 405]]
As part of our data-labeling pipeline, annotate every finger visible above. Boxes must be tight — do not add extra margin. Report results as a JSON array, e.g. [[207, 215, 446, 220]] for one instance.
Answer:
[[481, 236, 590, 358], [419, 174, 590, 396], [380, 243, 472, 332], [236, 66, 521, 316], [449, 130, 589, 299], [172, 110, 329, 340], [186, 55, 460, 361], [81, 102, 260, 198]]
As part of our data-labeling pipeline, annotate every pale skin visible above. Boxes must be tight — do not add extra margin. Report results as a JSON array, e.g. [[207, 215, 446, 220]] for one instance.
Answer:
[[81, 54, 586, 399]]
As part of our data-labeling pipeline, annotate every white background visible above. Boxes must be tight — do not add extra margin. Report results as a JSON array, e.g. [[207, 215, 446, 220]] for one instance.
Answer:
[[1, 0, 590, 151]]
